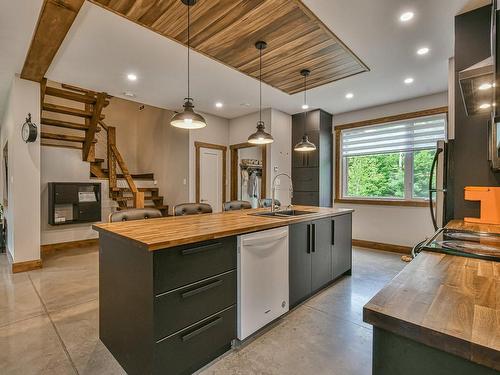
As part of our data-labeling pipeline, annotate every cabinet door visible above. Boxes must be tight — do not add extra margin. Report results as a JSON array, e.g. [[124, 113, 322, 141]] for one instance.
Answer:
[[332, 214, 352, 279], [292, 167, 319, 192], [289, 222, 311, 307], [311, 218, 332, 292], [292, 191, 319, 206]]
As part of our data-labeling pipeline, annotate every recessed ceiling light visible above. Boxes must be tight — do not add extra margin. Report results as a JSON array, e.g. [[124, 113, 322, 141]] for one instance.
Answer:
[[345, 93, 354, 99], [479, 83, 493, 90], [123, 91, 136, 98], [404, 77, 414, 84], [479, 103, 492, 109], [127, 73, 137, 81], [417, 47, 429, 55], [215, 102, 223, 108], [302, 104, 309, 110], [240, 103, 251, 107], [399, 11, 414, 22]]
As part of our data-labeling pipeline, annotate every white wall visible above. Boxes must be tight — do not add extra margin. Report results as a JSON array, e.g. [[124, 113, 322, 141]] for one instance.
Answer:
[[228, 108, 293, 205], [333, 92, 448, 247], [0, 76, 40, 262], [269, 109, 292, 206]]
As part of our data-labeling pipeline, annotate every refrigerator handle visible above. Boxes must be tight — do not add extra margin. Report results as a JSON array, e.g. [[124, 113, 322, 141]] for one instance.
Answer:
[[429, 147, 443, 231]]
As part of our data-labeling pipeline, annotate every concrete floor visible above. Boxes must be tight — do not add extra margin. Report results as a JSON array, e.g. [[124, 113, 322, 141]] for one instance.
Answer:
[[0, 246, 405, 375]]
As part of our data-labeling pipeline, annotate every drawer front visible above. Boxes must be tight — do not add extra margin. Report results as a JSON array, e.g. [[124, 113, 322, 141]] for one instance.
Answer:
[[292, 191, 319, 206], [153, 237, 237, 294], [292, 167, 319, 192], [155, 270, 236, 340], [154, 305, 236, 375]]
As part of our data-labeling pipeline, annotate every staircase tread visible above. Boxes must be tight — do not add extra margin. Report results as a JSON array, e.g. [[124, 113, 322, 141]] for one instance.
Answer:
[[45, 86, 97, 105], [111, 187, 159, 192], [41, 141, 83, 150], [41, 117, 101, 132], [42, 103, 105, 119], [41, 131, 97, 143], [114, 196, 164, 202]]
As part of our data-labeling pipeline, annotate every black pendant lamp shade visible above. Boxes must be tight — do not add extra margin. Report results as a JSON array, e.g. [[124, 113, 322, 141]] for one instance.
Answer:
[[170, 0, 207, 129], [248, 41, 274, 145], [294, 69, 316, 152]]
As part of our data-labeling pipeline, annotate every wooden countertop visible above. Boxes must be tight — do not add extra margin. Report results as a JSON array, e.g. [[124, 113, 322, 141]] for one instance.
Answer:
[[363, 252, 500, 370], [93, 206, 353, 251], [446, 219, 500, 235]]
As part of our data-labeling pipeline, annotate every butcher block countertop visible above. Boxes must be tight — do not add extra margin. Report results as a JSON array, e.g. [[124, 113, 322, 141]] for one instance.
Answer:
[[93, 205, 353, 251], [446, 219, 500, 235], [363, 251, 500, 370]]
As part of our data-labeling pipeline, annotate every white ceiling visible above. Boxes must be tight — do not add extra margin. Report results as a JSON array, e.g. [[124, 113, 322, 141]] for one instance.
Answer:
[[0, 0, 488, 120]]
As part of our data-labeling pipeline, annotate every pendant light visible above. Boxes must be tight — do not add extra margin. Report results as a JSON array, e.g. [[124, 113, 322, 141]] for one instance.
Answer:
[[294, 69, 316, 152], [170, 0, 207, 129], [248, 41, 274, 144]]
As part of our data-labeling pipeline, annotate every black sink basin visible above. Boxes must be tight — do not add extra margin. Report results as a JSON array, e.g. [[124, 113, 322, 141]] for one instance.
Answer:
[[250, 210, 313, 218]]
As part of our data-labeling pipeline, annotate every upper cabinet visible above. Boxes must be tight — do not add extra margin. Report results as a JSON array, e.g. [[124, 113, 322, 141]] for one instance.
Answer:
[[291, 109, 333, 207]]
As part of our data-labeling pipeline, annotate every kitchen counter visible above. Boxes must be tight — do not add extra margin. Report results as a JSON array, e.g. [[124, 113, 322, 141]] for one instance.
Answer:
[[93, 205, 353, 250], [446, 219, 500, 235], [95, 206, 353, 375], [363, 251, 500, 373]]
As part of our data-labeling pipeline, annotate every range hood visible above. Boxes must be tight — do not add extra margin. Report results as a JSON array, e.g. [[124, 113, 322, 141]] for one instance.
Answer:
[[459, 56, 495, 116]]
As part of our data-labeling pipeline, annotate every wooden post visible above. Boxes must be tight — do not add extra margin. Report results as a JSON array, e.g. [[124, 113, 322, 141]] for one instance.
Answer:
[[134, 192, 145, 209], [83, 92, 106, 161], [107, 127, 117, 197]]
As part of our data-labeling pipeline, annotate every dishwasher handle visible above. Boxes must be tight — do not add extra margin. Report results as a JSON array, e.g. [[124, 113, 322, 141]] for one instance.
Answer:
[[241, 228, 288, 247]]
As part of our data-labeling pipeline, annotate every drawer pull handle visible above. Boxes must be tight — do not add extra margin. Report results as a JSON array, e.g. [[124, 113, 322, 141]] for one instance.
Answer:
[[181, 242, 222, 256], [181, 280, 222, 299], [181, 317, 222, 342]]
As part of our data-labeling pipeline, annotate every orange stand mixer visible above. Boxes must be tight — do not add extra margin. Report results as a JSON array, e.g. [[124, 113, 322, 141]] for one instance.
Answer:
[[464, 186, 500, 225]]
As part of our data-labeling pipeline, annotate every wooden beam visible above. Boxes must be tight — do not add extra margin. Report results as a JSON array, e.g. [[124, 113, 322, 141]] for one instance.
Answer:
[[82, 92, 106, 161], [21, 0, 85, 82]]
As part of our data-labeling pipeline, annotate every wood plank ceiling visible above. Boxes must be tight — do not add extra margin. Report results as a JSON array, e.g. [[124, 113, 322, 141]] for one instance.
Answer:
[[89, 0, 369, 95]]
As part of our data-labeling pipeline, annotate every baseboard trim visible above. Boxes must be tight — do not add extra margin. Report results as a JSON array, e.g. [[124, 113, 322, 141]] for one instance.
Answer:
[[12, 259, 43, 273], [41, 238, 99, 256], [353, 239, 411, 254]]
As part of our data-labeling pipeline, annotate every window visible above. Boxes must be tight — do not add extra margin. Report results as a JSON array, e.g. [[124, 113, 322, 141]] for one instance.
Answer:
[[336, 110, 447, 205]]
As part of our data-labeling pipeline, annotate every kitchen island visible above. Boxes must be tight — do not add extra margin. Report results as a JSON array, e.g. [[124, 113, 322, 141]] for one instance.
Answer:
[[363, 220, 500, 374], [93, 205, 353, 375]]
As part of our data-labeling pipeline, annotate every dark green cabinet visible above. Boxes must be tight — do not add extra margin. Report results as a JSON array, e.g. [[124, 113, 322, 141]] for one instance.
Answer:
[[332, 214, 352, 279], [289, 221, 312, 306], [289, 217, 332, 307], [311, 218, 333, 292], [291, 109, 332, 207], [289, 213, 352, 308]]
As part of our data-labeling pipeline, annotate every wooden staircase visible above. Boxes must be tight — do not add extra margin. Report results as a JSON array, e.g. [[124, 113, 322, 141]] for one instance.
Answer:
[[41, 80, 169, 216]]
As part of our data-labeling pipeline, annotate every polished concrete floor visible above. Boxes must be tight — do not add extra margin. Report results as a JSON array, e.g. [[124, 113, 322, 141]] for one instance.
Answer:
[[0, 246, 405, 375]]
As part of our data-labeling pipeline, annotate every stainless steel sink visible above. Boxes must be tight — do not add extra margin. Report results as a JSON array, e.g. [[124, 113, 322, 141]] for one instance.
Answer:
[[250, 210, 313, 218]]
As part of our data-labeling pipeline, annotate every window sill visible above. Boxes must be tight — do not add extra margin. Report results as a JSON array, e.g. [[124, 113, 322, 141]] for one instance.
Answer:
[[334, 198, 431, 207]]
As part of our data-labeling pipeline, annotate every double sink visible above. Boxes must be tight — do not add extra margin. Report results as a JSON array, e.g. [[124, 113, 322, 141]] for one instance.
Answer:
[[250, 210, 313, 218]]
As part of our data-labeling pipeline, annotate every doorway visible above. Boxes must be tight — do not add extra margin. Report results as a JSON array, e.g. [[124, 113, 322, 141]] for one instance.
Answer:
[[195, 142, 227, 213], [230, 142, 267, 207]]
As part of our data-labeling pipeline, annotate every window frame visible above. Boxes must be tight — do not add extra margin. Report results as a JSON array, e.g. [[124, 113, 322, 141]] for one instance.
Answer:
[[334, 107, 448, 207]]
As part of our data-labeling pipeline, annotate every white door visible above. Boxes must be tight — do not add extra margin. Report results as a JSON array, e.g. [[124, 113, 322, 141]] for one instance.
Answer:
[[200, 148, 222, 212]]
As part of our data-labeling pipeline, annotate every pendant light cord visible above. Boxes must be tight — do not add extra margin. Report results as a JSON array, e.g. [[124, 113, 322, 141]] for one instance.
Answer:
[[259, 46, 262, 124], [303, 73, 307, 134], [187, 3, 190, 100]]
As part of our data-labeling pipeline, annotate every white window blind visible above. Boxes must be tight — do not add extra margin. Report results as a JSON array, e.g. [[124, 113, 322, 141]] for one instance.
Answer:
[[341, 114, 446, 157]]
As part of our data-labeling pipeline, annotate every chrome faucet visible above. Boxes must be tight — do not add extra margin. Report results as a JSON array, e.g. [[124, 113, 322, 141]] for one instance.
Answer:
[[271, 173, 293, 212]]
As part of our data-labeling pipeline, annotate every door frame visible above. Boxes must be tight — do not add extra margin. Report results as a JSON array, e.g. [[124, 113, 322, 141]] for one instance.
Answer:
[[229, 142, 267, 201], [195, 141, 227, 206]]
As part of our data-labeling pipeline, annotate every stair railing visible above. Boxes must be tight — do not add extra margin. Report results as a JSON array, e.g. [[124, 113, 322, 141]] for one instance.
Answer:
[[99, 121, 145, 209]]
